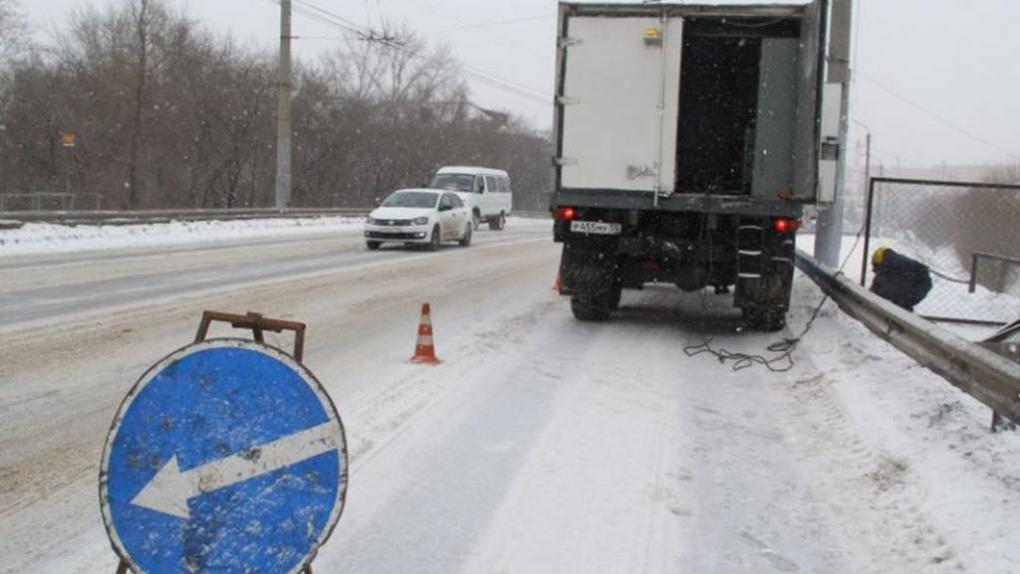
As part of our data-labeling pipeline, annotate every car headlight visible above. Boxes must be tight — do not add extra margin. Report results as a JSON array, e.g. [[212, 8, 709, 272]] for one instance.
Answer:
[[412, 216, 430, 225], [366, 217, 377, 225]]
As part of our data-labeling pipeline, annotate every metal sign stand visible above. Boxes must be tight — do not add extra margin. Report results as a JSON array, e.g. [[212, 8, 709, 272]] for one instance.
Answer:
[[113, 310, 316, 574]]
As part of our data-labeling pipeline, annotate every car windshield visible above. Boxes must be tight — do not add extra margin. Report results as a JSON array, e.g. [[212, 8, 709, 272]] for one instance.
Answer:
[[381, 191, 438, 209], [430, 174, 474, 192]]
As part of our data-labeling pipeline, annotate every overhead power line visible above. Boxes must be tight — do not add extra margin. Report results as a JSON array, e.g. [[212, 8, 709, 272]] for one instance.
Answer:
[[267, 0, 553, 106], [857, 72, 1019, 162], [431, 14, 556, 34]]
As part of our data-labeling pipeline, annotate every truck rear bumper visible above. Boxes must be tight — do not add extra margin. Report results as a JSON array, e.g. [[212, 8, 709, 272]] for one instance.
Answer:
[[552, 189, 804, 218]]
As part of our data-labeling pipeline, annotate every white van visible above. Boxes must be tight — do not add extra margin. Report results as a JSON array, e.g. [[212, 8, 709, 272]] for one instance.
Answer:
[[429, 166, 513, 231]]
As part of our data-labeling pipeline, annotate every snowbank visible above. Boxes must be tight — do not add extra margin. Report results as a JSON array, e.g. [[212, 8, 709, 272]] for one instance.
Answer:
[[0, 217, 365, 257]]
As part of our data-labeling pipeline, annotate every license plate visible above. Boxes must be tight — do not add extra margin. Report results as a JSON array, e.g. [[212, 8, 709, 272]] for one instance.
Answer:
[[571, 221, 622, 236]]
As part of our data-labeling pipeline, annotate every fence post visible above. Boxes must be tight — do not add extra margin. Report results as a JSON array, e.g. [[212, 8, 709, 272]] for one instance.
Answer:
[[860, 177, 876, 287], [970, 254, 979, 294]]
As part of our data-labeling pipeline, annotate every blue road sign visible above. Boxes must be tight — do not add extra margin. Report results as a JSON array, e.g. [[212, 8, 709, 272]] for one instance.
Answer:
[[100, 340, 347, 574]]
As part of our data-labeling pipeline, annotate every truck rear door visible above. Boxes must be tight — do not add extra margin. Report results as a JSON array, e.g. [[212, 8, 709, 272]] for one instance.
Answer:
[[556, 10, 684, 195], [793, 0, 830, 202]]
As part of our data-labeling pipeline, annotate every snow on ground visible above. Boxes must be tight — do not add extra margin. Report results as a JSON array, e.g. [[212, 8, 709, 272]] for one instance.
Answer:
[[0, 216, 551, 258], [789, 279, 1020, 573], [1, 224, 1018, 573], [0, 216, 365, 257]]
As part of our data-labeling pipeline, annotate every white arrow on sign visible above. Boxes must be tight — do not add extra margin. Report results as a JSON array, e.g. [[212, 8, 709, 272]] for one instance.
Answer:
[[132, 422, 339, 519]]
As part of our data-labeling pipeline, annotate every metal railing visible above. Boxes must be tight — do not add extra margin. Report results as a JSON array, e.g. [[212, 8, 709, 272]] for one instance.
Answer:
[[0, 207, 371, 225], [798, 250, 1020, 431], [0, 208, 552, 226], [0, 192, 105, 212], [970, 252, 1020, 294]]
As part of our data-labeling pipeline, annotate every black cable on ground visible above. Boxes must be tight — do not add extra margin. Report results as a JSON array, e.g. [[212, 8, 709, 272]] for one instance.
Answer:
[[684, 219, 866, 373]]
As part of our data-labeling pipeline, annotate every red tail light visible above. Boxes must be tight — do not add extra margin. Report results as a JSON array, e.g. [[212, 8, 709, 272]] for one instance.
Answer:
[[554, 206, 577, 221], [773, 217, 802, 234]]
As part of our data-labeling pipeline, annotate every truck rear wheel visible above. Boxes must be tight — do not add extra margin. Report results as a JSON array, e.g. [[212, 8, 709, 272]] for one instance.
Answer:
[[607, 284, 623, 310], [571, 296, 611, 322]]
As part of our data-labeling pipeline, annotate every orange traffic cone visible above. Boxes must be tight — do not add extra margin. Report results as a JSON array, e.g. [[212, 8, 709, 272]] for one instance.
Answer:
[[410, 303, 441, 365]]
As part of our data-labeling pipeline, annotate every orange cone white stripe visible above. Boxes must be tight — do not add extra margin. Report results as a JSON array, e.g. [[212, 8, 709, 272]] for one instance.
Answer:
[[411, 303, 441, 365]]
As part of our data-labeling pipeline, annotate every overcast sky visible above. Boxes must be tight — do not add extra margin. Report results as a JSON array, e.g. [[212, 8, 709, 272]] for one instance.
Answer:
[[22, 0, 1020, 169]]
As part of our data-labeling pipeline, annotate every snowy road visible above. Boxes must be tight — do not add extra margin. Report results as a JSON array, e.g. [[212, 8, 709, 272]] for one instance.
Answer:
[[0, 223, 543, 329], [1, 221, 1018, 573]]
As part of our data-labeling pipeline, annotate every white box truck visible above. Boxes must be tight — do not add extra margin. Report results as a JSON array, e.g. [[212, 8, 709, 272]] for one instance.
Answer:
[[552, 1, 847, 329]]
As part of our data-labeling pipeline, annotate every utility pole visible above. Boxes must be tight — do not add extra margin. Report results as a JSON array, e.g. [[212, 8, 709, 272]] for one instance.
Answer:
[[275, 0, 293, 209], [814, 0, 853, 267]]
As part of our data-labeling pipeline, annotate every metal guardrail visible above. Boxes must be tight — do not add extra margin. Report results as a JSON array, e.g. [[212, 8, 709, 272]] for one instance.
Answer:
[[796, 250, 1020, 430], [0, 192, 105, 212], [0, 208, 552, 226], [0, 208, 371, 225]]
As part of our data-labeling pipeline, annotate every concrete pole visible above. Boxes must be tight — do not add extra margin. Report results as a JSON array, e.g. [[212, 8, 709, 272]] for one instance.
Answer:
[[814, 0, 853, 267], [274, 0, 293, 209]]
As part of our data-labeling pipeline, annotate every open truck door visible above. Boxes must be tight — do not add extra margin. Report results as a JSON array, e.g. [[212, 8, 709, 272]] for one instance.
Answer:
[[556, 8, 684, 196], [794, 0, 831, 202]]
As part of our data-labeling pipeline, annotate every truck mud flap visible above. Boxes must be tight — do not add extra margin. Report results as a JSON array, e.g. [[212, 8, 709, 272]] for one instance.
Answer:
[[559, 244, 620, 296]]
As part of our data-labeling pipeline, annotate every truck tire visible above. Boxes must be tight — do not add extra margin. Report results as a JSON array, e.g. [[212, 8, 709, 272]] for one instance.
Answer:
[[743, 308, 786, 332], [571, 296, 612, 322], [489, 213, 506, 231], [607, 284, 623, 310]]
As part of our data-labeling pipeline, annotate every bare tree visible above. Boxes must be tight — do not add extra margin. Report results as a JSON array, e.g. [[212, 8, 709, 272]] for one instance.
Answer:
[[0, 0, 28, 64], [0, 4, 552, 212]]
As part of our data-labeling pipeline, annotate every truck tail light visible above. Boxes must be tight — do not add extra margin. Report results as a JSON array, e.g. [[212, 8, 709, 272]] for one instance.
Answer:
[[773, 217, 802, 234], [554, 207, 577, 221]]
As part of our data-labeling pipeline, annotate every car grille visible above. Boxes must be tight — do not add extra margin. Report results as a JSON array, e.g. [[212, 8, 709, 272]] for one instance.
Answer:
[[373, 219, 412, 227], [366, 231, 422, 240]]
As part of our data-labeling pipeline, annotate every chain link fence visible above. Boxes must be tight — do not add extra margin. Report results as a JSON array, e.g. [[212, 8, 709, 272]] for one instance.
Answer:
[[861, 177, 1020, 326]]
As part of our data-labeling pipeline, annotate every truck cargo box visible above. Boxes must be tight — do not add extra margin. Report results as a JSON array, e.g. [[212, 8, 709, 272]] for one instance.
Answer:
[[554, 1, 834, 214]]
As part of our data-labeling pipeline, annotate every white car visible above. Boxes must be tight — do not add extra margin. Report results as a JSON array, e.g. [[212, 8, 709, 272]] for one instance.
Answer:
[[364, 189, 473, 251], [429, 166, 513, 231]]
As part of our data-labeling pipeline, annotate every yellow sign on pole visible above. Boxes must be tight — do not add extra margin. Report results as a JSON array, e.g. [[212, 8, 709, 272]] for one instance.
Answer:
[[61, 131, 76, 148]]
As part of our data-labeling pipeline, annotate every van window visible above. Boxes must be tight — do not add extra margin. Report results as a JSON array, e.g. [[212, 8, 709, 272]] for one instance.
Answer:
[[431, 173, 474, 192], [474, 177, 485, 194], [498, 178, 510, 194], [485, 176, 498, 194]]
